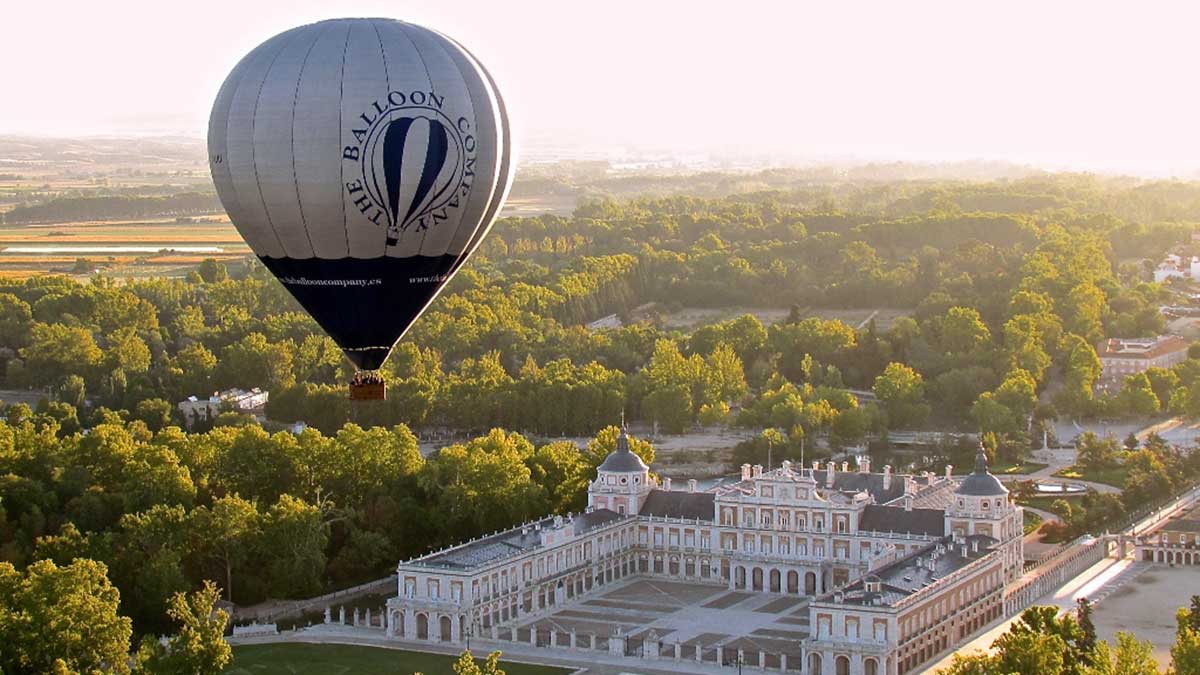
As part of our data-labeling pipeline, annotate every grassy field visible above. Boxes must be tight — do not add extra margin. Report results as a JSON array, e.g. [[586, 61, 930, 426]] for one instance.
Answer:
[[1023, 509, 1044, 535], [952, 461, 1047, 476], [1053, 465, 1130, 488], [227, 643, 571, 675]]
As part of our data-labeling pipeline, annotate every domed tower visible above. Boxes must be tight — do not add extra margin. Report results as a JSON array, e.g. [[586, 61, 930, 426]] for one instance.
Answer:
[[947, 443, 1024, 581], [588, 425, 653, 516]]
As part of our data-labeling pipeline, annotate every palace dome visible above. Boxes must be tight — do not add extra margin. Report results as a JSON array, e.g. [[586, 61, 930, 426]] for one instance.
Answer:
[[598, 426, 649, 473], [955, 443, 1008, 497]]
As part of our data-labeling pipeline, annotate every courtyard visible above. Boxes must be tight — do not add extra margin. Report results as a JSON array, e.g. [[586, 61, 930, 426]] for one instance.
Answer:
[[1091, 564, 1200, 669], [511, 578, 811, 669]]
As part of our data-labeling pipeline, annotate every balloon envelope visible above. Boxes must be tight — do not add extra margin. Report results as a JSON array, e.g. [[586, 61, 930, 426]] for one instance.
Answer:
[[208, 18, 512, 369]]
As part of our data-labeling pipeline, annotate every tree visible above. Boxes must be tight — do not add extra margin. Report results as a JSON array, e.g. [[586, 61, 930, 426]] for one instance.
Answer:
[[135, 580, 232, 674], [994, 369, 1038, 422], [448, 650, 506, 675], [937, 652, 999, 674], [19, 323, 103, 386], [971, 392, 1018, 435], [1076, 433, 1121, 471], [0, 558, 132, 675], [527, 440, 591, 514], [216, 333, 295, 391], [0, 294, 33, 349], [104, 327, 152, 376], [260, 494, 328, 598], [940, 306, 991, 356], [992, 605, 1089, 675], [1124, 449, 1173, 509], [197, 258, 229, 283], [1119, 372, 1160, 417], [1058, 334, 1102, 416], [135, 398, 175, 432], [1077, 597, 1097, 656], [873, 362, 929, 428], [701, 342, 747, 405], [169, 343, 217, 399], [194, 494, 260, 602], [1174, 601, 1200, 675]]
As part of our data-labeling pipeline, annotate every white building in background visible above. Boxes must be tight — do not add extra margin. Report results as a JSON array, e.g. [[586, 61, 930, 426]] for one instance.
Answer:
[[386, 427, 1022, 674], [177, 387, 268, 426], [1153, 254, 1200, 283]]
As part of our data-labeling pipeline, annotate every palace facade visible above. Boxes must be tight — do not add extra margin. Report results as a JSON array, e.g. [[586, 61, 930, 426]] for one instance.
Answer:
[[386, 428, 1022, 674]]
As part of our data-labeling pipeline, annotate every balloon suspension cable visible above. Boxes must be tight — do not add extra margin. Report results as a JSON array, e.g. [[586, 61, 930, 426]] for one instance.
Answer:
[[349, 370, 387, 401]]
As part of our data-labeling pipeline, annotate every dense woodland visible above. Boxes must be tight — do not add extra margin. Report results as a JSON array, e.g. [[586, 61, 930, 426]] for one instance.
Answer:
[[6, 173, 1200, 669]]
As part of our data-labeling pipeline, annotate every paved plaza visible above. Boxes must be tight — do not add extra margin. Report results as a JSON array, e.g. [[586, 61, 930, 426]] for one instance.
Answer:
[[1092, 564, 1200, 669], [513, 578, 810, 667]]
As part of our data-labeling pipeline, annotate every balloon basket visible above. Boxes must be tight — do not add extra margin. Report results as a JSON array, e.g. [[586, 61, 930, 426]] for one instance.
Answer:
[[349, 381, 386, 401]]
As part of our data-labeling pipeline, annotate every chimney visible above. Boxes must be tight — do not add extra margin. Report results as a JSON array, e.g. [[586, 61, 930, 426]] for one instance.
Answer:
[[841, 461, 849, 473], [971, 539, 979, 553], [687, 479, 697, 493], [961, 545, 968, 558], [663, 477, 672, 491], [741, 464, 752, 481], [812, 460, 820, 473], [903, 495, 913, 512], [826, 462, 836, 488], [859, 457, 871, 474], [882, 466, 892, 490], [945, 464, 953, 480], [753, 464, 763, 478]]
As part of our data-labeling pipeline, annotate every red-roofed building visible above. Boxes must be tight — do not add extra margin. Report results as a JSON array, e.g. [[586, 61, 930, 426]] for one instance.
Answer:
[[1096, 335, 1190, 386]]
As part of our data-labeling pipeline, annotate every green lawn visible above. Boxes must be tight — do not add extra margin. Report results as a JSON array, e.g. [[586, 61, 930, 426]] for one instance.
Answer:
[[954, 461, 1047, 475], [1052, 465, 1129, 488], [1023, 510, 1044, 535], [994, 461, 1049, 475], [227, 643, 571, 675]]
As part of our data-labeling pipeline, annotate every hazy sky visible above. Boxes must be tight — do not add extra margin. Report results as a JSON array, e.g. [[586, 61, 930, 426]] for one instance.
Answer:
[[4, 1, 1200, 173]]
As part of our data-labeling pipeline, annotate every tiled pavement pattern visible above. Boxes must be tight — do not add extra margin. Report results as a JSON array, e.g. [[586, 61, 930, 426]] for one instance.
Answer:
[[516, 579, 810, 666]]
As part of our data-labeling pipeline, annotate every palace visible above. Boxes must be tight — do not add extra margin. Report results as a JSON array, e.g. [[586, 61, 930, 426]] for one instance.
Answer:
[[386, 428, 1022, 674]]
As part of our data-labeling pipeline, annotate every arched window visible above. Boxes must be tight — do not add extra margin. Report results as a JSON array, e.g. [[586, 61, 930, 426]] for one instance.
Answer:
[[865, 658, 879, 675]]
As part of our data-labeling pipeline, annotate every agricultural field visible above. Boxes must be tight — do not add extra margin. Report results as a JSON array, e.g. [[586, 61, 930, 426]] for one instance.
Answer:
[[0, 217, 249, 280], [226, 643, 570, 675]]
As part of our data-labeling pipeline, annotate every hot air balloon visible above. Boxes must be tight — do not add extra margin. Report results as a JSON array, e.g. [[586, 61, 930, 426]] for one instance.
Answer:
[[208, 18, 512, 399]]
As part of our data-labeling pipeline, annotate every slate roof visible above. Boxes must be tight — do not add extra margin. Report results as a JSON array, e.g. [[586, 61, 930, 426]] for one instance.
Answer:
[[858, 505, 945, 536], [956, 472, 1008, 496], [639, 490, 715, 521], [810, 470, 907, 503], [410, 508, 626, 571], [819, 534, 997, 607], [598, 449, 649, 472]]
